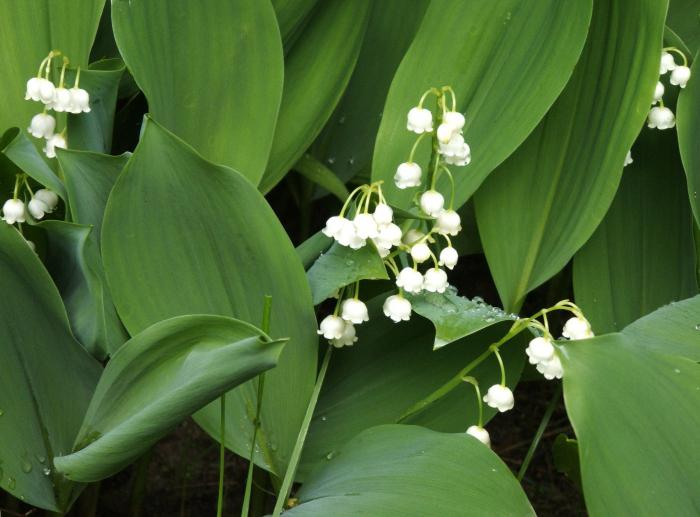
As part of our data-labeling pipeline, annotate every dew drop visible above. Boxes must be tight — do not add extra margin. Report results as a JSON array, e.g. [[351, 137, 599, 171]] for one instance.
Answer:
[[320, 416, 327, 422], [338, 115, 346, 125], [674, 368, 681, 374], [325, 451, 336, 460], [694, 323, 700, 331], [43, 467, 51, 476], [8, 477, 16, 490], [0, 409, 4, 416], [21, 460, 32, 473], [327, 157, 336, 165], [348, 157, 355, 165], [35, 455, 46, 464]]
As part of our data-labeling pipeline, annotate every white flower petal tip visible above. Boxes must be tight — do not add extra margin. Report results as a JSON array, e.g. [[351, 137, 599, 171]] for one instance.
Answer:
[[317, 315, 346, 340], [419, 190, 444, 217], [660, 51, 677, 74], [647, 106, 675, 130], [395, 267, 424, 293], [526, 336, 555, 365], [410, 242, 431, 263], [483, 384, 514, 413], [28, 199, 49, 220], [27, 113, 56, 139], [624, 150, 633, 167], [330, 322, 358, 348], [383, 294, 412, 322], [406, 107, 433, 133], [69, 88, 91, 113], [353, 213, 379, 239], [2, 199, 27, 225], [670, 66, 691, 88], [394, 162, 422, 189], [373, 222, 402, 251], [43, 134, 67, 159], [372, 203, 393, 226], [438, 246, 458, 270], [341, 298, 370, 325], [466, 425, 491, 447], [435, 209, 461, 236], [328, 217, 365, 249], [536, 354, 564, 380], [423, 268, 448, 293], [562, 316, 594, 340]]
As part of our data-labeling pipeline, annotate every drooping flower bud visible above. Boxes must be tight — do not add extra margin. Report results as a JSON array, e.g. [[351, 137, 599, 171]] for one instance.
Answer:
[[438, 246, 458, 270], [341, 298, 370, 325], [423, 268, 448, 293], [27, 113, 56, 139], [394, 162, 422, 189], [383, 294, 412, 322], [395, 267, 424, 293], [406, 107, 433, 133], [483, 384, 514, 412], [420, 190, 445, 217], [466, 425, 491, 447]]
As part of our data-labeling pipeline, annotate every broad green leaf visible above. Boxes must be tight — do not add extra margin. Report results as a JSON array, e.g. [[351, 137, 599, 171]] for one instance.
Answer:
[[1, 128, 66, 200], [0, 223, 101, 512], [475, 0, 668, 311], [667, 0, 700, 52], [0, 0, 105, 133], [313, 0, 429, 182], [676, 50, 700, 226], [296, 231, 332, 270], [40, 221, 127, 359], [259, 0, 371, 193], [57, 148, 129, 242], [573, 128, 698, 333], [271, 0, 318, 44], [294, 153, 349, 202], [300, 296, 524, 477], [111, 0, 283, 185], [561, 330, 700, 516], [307, 242, 388, 305], [289, 425, 534, 516], [65, 59, 125, 154], [54, 315, 286, 482], [408, 290, 516, 349], [101, 118, 317, 475], [623, 294, 700, 360], [371, 0, 592, 210]]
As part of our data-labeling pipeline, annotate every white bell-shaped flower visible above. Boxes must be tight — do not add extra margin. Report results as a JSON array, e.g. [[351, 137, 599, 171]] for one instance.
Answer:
[[526, 336, 555, 365], [25, 77, 42, 101], [443, 111, 465, 131], [437, 122, 455, 144], [423, 267, 448, 293], [435, 209, 461, 236], [647, 106, 675, 130], [28, 198, 49, 220], [406, 107, 433, 133], [44, 133, 67, 159], [562, 316, 594, 340], [440, 133, 471, 166], [653, 81, 664, 104], [394, 162, 422, 189], [670, 66, 691, 88], [353, 213, 379, 239], [52, 87, 72, 112], [444, 144, 471, 166], [466, 425, 491, 447], [373, 203, 393, 225], [483, 384, 514, 412], [322, 215, 346, 239], [624, 150, 633, 167], [410, 242, 431, 263], [334, 217, 366, 249], [383, 294, 412, 322], [374, 222, 402, 250], [395, 267, 424, 293], [2, 199, 27, 224], [536, 354, 564, 380], [34, 189, 59, 212], [341, 298, 370, 324], [660, 51, 676, 74], [27, 113, 56, 139], [402, 229, 425, 246], [330, 322, 358, 348], [69, 87, 91, 113], [317, 315, 346, 340], [420, 190, 445, 216], [38, 78, 56, 105], [439, 246, 458, 270]]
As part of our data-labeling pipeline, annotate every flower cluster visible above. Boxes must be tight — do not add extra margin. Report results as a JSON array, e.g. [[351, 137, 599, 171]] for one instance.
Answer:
[[2, 175, 59, 249], [319, 86, 470, 346], [648, 48, 691, 130], [24, 50, 91, 158], [462, 302, 594, 448]]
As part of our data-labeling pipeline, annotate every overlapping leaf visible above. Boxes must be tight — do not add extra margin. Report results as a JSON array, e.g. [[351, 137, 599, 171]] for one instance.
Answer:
[[676, 49, 700, 226], [476, 0, 668, 311]]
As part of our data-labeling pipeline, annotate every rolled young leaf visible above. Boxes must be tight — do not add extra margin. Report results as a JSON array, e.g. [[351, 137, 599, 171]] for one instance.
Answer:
[[54, 315, 286, 482]]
